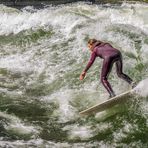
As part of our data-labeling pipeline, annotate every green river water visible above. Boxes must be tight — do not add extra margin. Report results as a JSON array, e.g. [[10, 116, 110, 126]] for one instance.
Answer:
[[0, 2, 148, 148]]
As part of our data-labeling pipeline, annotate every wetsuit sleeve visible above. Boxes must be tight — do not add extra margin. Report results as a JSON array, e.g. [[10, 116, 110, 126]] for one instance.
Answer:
[[84, 51, 96, 72]]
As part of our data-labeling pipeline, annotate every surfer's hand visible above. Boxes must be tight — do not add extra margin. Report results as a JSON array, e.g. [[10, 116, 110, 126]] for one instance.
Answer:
[[80, 71, 86, 80]]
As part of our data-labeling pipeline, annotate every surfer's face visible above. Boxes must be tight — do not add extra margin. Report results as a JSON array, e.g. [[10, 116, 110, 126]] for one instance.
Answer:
[[88, 43, 93, 52]]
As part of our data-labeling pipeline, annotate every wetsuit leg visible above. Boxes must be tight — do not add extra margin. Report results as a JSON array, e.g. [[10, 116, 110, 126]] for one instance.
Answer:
[[101, 57, 115, 97], [115, 55, 133, 84]]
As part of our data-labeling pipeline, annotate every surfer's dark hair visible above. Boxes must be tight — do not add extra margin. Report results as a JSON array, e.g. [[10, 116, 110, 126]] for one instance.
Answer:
[[88, 39, 104, 45], [88, 39, 97, 45]]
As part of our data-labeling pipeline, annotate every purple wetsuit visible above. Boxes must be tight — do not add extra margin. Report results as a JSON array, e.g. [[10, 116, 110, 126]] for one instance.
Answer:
[[84, 42, 133, 97]]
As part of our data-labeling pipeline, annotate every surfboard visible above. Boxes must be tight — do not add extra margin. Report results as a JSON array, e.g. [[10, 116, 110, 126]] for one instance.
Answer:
[[79, 89, 135, 115]]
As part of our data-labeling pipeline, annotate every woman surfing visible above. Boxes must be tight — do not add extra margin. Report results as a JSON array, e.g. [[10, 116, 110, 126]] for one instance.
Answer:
[[80, 39, 134, 98]]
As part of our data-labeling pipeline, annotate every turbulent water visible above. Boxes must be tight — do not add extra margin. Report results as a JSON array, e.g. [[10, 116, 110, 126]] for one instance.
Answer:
[[0, 2, 148, 148]]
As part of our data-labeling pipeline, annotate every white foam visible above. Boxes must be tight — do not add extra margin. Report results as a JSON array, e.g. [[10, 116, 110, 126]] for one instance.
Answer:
[[113, 121, 138, 143], [63, 124, 93, 140], [0, 111, 38, 136], [134, 78, 148, 97], [0, 54, 32, 73], [44, 89, 77, 123]]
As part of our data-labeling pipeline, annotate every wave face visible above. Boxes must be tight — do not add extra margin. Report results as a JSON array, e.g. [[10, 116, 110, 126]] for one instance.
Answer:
[[0, 2, 148, 147]]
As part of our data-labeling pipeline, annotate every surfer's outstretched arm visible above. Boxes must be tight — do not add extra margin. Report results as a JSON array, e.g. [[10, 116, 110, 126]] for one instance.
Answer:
[[84, 51, 96, 73], [80, 51, 96, 80]]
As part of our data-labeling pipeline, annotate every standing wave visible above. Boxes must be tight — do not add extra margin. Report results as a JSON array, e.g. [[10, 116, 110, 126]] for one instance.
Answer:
[[0, 2, 148, 147]]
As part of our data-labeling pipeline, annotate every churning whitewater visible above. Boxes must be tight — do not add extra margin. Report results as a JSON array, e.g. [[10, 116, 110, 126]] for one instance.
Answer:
[[0, 2, 148, 148]]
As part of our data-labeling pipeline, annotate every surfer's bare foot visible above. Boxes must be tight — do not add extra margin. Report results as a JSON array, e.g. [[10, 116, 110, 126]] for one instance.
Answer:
[[108, 93, 116, 99]]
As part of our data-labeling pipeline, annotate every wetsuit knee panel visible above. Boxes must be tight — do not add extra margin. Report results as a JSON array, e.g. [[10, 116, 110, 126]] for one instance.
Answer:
[[101, 76, 108, 83]]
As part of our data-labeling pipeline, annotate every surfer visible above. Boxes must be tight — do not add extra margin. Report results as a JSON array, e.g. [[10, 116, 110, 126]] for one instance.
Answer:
[[80, 39, 134, 98]]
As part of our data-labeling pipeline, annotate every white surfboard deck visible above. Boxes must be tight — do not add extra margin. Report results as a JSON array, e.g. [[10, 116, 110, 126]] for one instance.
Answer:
[[79, 89, 135, 116]]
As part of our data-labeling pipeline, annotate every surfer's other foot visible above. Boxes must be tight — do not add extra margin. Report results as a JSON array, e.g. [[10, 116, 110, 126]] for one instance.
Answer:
[[131, 81, 137, 89]]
